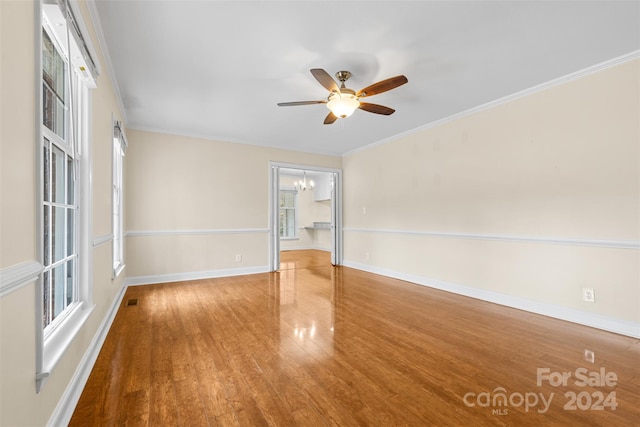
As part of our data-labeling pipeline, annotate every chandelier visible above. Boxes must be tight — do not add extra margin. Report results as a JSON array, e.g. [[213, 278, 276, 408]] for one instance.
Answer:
[[294, 171, 314, 191]]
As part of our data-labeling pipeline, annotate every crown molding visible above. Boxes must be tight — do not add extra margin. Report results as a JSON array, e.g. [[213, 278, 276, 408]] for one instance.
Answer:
[[345, 50, 640, 157]]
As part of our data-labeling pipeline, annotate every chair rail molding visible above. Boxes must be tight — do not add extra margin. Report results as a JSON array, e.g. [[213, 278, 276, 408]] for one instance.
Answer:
[[126, 228, 269, 237], [343, 228, 640, 250], [0, 260, 44, 297], [92, 234, 113, 247]]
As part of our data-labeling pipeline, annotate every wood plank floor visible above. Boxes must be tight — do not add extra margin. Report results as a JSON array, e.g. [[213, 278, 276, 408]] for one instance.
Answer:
[[71, 249, 640, 426]]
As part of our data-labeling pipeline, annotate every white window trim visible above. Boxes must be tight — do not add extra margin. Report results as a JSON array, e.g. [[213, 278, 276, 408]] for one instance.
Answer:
[[112, 117, 126, 278], [36, 0, 97, 392]]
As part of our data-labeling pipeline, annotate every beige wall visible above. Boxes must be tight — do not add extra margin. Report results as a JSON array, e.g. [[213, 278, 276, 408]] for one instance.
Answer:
[[1, 0, 37, 268], [0, 1, 637, 423], [0, 0, 126, 424], [343, 59, 640, 330], [124, 130, 341, 280]]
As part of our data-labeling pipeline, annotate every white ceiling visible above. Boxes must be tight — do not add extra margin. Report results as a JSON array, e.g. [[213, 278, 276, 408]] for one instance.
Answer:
[[92, 1, 639, 156]]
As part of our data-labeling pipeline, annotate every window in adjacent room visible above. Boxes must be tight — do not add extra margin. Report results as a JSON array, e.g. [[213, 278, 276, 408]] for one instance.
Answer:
[[279, 189, 297, 238]]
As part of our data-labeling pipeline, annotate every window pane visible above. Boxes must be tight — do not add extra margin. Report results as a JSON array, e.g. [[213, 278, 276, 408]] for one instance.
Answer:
[[52, 263, 65, 319], [52, 206, 65, 262], [43, 205, 50, 266], [42, 30, 65, 98], [43, 143, 50, 201], [55, 96, 65, 137], [43, 270, 50, 328], [279, 190, 297, 238], [66, 259, 74, 306], [43, 82, 54, 131], [43, 29, 53, 81], [286, 210, 295, 235], [279, 207, 296, 238], [43, 83, 65, 138], [284, 192, 294, 207], [52, 145, 66, 204], [279, 210, 285, 236], [67, 209, 74, 257], [42, 30, 65, 138], [67, 155, 74, 204]]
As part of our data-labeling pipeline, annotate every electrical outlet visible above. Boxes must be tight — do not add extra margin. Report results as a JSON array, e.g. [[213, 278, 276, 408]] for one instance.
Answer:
[[362, 207, 367, 215], [365, 252, 370, 261], [235, 254, 242, 262], [582, 288, 595, 303]]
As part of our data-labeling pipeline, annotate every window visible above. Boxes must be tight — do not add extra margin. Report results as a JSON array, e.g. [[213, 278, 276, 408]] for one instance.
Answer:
[[38, 0, 98, 391], [42, 27, 77, 330], [279, 189, 297, 238], [112, 120, 126, 277]]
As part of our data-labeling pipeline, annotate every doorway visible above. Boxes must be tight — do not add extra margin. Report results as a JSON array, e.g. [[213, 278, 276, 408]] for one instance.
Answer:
[[269, 162, 342, 271]]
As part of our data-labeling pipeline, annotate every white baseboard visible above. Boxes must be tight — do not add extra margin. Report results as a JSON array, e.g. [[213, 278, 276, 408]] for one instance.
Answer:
[[280, 245, 315, 251], [280, 246, 331, 252], [124, 265, 271, 287], [47, 285, 127, 427], [343, 260, 640, 339]]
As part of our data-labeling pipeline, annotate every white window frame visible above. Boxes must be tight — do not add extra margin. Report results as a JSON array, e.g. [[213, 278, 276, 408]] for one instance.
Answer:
[[279, 187, 298, 239], [112, 119, 126, 278], [41, 26, 78, 332], [36, 0, 97, 392]]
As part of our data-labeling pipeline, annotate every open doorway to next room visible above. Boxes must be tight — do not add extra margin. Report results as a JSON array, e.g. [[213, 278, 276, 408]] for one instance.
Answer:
[[269, 163, 342, 271]]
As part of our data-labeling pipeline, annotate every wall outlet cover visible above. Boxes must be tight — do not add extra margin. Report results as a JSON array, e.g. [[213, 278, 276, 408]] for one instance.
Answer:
[[582, 288, 595, 303]]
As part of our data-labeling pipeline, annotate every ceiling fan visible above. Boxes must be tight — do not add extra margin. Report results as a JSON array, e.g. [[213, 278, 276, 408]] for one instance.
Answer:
[[278, 69, 408, 125]]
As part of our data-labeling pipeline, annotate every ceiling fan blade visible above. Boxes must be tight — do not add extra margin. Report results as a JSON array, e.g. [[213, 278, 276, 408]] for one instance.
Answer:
[[311, 68, 340, 93], [359, 102, 395, 115], [357, 75, 408, 97], [323, 111, 338, 125], [277, 100, 326, 107]]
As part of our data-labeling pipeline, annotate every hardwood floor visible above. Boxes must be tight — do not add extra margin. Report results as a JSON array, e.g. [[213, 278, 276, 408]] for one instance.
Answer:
[[70, 249, 640, 426]]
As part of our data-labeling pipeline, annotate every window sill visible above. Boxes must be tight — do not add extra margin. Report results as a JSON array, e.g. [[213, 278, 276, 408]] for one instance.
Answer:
[[38, 301, 95, 392], [113, 263, 125, 279], [280, 237, 299, 241]]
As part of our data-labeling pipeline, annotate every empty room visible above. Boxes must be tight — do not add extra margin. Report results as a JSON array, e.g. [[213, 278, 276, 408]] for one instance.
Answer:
[[1, 0, 639, 425]]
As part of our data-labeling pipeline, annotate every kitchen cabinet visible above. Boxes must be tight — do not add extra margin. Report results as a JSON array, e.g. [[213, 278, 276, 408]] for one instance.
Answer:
[[313, 173, 332, 201]]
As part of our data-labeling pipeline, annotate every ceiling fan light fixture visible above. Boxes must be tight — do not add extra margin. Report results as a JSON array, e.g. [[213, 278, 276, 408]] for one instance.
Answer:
[[327, 93, 360, 118], [278, 68, 407, 124]]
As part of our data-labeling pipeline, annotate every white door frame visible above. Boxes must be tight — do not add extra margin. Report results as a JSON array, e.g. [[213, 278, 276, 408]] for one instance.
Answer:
[[269, 161, 343, 271]]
